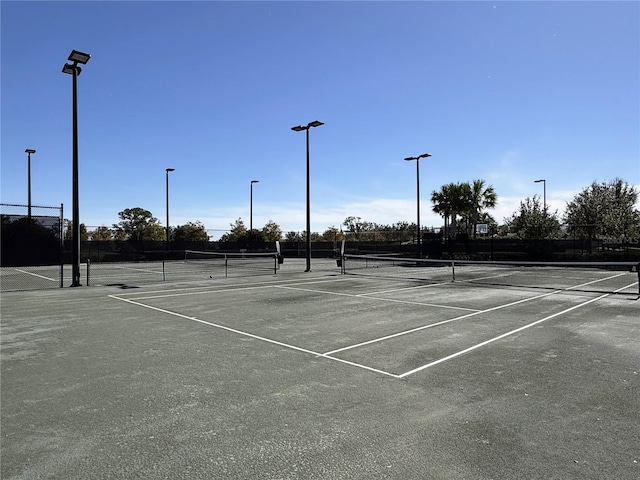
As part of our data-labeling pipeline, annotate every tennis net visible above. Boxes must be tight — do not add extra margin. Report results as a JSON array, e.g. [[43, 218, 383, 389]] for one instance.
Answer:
[[341, 254, 640, 295], [184, 250, 280, 277]]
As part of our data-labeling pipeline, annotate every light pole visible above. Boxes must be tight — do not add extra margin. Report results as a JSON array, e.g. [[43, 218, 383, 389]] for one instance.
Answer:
[[25, 149, 36, 222], [62, 49, 91, 287], [404, 153, 432, 259], [166, 168, 175, 251], [291, 120, 324, 272], [534, 179, 546, 211], [250, 180, 259, 231]]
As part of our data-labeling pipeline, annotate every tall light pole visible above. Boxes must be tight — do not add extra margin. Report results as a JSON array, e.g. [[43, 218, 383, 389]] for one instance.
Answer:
[[291, 120, 324, 272], [166, 168, 175, 251], [404, 153, 432, 259], [25, 149, 36, 222], [250, 180, 259, 231], [534, 179, 546, 211], [62, 49, 91, 287]]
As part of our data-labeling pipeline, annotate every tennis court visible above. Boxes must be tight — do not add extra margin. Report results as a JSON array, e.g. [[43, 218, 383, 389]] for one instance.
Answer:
[[2, 258, 638, 479]]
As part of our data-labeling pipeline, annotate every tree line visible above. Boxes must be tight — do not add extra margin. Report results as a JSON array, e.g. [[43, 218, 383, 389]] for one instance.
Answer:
[[67, 178, 639, 244]]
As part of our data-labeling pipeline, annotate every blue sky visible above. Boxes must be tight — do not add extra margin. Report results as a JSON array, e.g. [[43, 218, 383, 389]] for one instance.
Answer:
[[2, 0, 639, 239]]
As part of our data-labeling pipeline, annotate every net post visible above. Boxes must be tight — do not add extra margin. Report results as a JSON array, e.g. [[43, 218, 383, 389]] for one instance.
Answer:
[[87, 259, 91, 287], [636, 262, 640, 295], [451, 260, 456, 282], [225, 255, 228, 278], [163, 261, 166, 282]]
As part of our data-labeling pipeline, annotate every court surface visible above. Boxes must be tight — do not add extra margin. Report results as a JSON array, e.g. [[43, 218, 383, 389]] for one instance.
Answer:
[[2, 258, 638, 479]]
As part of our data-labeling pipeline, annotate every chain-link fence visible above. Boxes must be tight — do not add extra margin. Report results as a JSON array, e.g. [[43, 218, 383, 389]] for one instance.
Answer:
[[1, 203, 64, 291]]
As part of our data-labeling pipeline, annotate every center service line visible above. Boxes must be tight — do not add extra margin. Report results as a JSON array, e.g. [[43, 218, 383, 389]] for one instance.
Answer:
[[108, 294, 400, 379]]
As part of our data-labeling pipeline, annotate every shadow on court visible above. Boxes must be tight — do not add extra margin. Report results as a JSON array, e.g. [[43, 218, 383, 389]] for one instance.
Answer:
[[2, 259, 638, 479]]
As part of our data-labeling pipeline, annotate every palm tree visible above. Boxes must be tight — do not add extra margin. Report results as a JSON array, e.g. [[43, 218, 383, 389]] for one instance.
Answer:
[[449, 182, 472, 240], [468, 179, 498, 239], [432, 182, 471, 241], [431, 186, 452, 240]]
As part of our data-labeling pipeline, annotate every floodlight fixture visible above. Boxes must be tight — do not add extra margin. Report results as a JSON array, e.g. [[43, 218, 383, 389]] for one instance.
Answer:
[[68, 50, 91, 64], [25, 149, 36, 154], [62, 63, 78, 75], [405, 153, 432, 161]]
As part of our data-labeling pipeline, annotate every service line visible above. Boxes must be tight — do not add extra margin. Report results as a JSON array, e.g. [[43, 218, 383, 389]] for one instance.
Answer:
[[108, 294, 400, 379]]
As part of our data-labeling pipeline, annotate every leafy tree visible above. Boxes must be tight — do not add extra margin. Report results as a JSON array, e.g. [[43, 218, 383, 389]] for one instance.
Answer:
[[504, 196, 561, 240], [321, 226, 345, 242], [261, 220, 283, 242], [564, 178, 640, 240], [342, 216, 377, 241], [112, 227, 127, 241], [219, 218, 247, 242], [64, 220, 88, 241], [173, 221, 209, 242], [285, 231, 301, 241], [88, 226, 112, 241], [114, 207, 164, 241]]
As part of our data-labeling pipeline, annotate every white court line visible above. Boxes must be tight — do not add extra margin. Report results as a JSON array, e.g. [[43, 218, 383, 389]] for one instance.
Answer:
[[398, 292, 610, 378], [274, 285, 480, 313], [355, 281, 454, 297], [397, 279, 636, 378], [108, 294, 400, 379], [322, 289, 561, 356], [324, 274, 631, 357], [112, 276, 355, 299], [15, 269, 57, 282]]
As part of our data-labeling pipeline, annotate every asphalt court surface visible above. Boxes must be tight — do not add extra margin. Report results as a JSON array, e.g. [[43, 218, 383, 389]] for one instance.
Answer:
[[2, 259, 639, 479]]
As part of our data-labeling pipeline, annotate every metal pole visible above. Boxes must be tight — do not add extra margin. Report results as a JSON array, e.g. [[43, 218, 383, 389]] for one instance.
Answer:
[[71, 66, 81, 287], [165, 168, 174, 251], [250, 182, 253, 231], [26, 151, 33, 222], [543, 180, 547, 212], [305, 127, 311, 272], [416, 158, 421, 259], [166, 170, 170, 251]]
